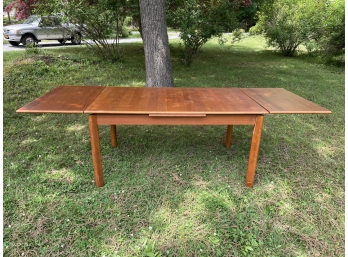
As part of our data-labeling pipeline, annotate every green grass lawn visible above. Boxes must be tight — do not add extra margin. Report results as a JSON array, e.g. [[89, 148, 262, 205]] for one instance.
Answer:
[[3, 35, 344, 256]]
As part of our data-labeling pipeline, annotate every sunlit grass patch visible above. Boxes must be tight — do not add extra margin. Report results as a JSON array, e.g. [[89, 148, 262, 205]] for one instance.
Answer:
[[44, 168, 77, 183], [66, 123, 86, 132]]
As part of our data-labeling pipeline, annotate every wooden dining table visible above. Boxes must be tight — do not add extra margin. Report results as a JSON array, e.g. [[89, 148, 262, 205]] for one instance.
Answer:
[[17, 86, 331, 188]]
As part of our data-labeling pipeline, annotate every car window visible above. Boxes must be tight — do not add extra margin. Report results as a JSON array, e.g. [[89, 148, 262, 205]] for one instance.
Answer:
[[51, 17, 62, 26], [40, 17, 52, 26], [23, 16, 40, 25]]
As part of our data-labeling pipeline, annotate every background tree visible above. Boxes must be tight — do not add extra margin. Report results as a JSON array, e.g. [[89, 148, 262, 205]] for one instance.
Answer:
[[3, 0, 13, 24], [68, 0, 129, 62], [251, 0, 309, 56], [4, 0, 37, 21], [139, 0, 174, 87], [167, 0, 249, 66], [305, 0, 345, 61], [236, 0, 265, 31], [252, 0, 345, 60], [35, 0, 174, 85], [36, 0, 130, 62]]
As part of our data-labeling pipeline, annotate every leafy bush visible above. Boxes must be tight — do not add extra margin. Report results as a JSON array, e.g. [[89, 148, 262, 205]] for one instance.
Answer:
[[36, 0, 130, 62], [168, 0, 240, 66], [253, 0, 308, 56], [218, 29, 246, 46], [231, 28, 246, 44], [311, 0, 345, 61], [253, 0, 345, 61]]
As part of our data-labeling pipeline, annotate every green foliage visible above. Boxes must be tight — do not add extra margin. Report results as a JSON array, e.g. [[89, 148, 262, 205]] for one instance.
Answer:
[[236, 0, 265, 30], [230, 28, 246, 44], [3, 0, 13, 8], [218, 28, 246, 46], [24, 44, 42, 55], [36, 0, 131, 62], [253, 0, 345, 60], [168, 0, 240, 66], [253, 0, 308, 56], [309, 0, 345, 62]]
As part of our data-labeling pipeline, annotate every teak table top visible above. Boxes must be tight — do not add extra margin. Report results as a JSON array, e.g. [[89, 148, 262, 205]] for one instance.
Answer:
[[16, 86, 106, 114], [17, 86, 331, 115], [16, 85, 331, 188], [240, 88, 331, 114], [84, 87, 268, 115]]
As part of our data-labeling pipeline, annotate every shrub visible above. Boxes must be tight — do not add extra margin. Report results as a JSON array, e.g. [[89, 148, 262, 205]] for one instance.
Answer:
[[253, 0, 308, 56], [313, 0, 345, 61], [168, 0, 240, 66], [254, 0, 345, 61], [36, 0, 130, 62]]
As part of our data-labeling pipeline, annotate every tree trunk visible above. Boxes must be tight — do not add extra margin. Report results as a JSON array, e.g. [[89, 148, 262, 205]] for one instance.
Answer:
[[7, 12, 11, 24], [139, 0, 174, 87]]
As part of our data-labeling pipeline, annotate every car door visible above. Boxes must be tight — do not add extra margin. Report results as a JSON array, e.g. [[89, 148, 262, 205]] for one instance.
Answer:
[[35, 17, 51, 40], [50, 17, 66, 39], [37, 17, 63, 40]]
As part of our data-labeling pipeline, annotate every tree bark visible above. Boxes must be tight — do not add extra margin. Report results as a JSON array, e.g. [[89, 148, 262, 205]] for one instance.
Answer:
[[139, 0, 174, 87], [7, 12, 11, 24]]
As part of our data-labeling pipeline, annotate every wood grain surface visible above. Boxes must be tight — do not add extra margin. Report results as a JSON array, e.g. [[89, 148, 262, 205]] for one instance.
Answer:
[[240, 88, 331, 114], [16, 86, 106, 114], [17, 86, 331, 115], [84, 87, 269, 114]]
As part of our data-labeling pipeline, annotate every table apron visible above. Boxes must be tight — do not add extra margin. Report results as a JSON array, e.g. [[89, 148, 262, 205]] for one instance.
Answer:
[[95, 114, 258, 125]]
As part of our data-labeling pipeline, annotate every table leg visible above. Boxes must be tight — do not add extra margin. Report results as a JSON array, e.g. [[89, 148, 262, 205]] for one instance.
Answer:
[[245, 115, 264, 188], [225, 125, 233, 148], [110, 125, 117, 148], [88, 115, 104, 187]]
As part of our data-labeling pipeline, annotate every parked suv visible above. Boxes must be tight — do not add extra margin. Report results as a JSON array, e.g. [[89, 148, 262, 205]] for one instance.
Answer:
[[3, 15, 82, 46]]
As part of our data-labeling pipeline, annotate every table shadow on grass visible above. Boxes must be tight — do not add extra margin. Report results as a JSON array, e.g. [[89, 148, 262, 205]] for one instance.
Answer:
[[5, 84, 343, 256], [4, 111, 343, 255], [92, 123, 343, 256]]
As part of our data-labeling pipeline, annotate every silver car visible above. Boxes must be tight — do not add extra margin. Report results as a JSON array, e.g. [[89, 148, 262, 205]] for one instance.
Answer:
[[3, 15, 82, 46]]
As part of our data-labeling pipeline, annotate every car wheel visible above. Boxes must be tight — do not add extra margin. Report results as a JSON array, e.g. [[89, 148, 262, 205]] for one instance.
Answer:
[[9, 41, 20, 46], [71, 32, 82, 45], [22, 35, 37, 46], [58, 39, 67, 44]]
